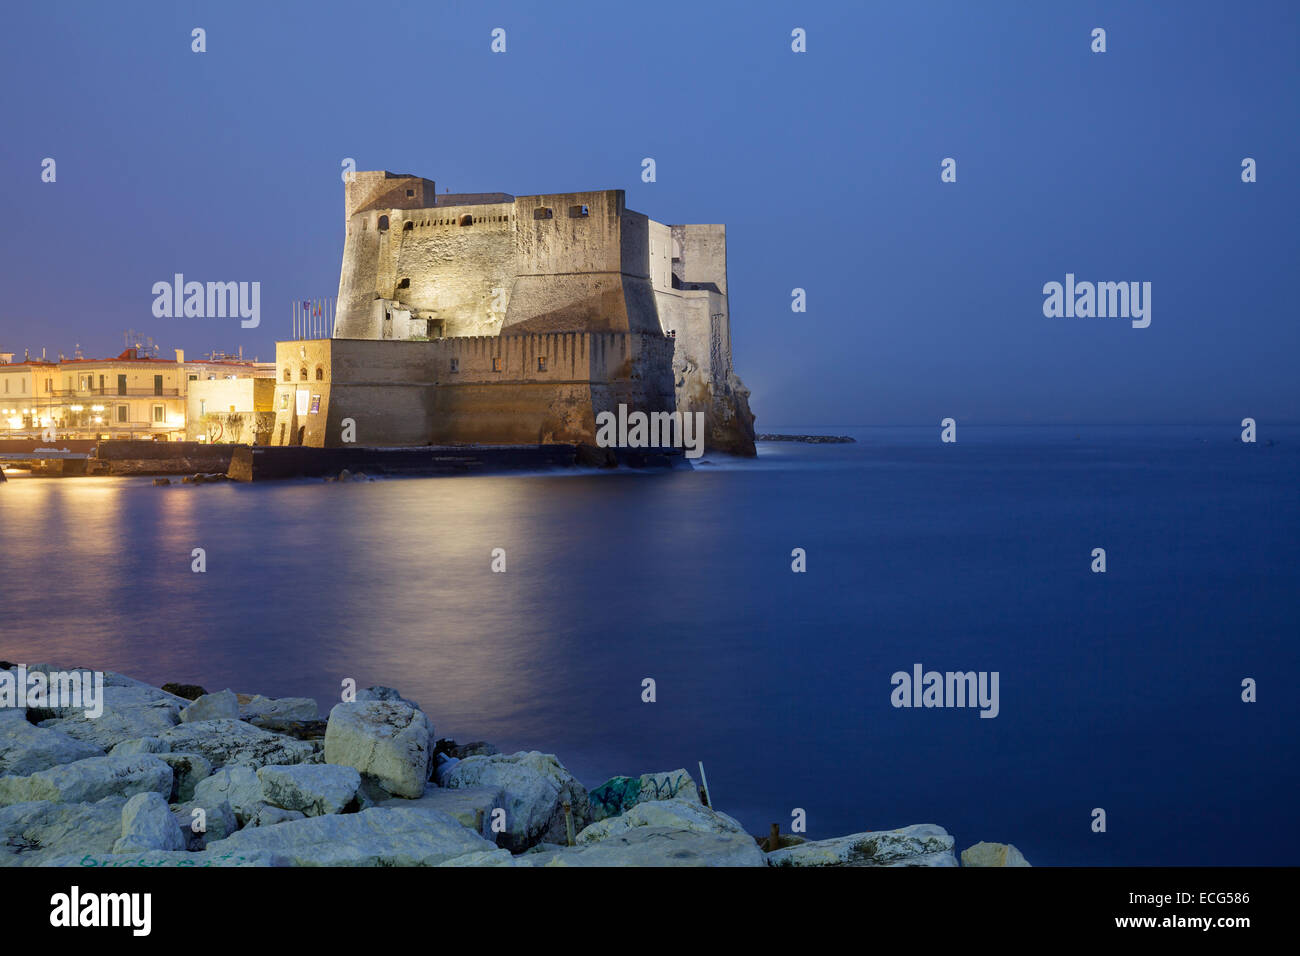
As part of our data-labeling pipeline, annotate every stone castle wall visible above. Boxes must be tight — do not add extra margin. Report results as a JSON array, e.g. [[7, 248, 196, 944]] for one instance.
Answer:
[[270, 332, 675, 449], [284, 170, 755, 453]]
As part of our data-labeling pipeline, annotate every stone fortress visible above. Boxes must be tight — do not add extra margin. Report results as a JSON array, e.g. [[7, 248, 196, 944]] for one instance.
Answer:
[[270, 171, 756, 455]]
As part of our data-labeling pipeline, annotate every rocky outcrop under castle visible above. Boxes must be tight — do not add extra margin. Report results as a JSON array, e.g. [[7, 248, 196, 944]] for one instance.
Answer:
[[678, 365, 757, 457]]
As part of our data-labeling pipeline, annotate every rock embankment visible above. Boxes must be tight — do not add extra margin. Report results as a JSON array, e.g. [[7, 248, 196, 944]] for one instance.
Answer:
[[0, 664, 1028, 867]]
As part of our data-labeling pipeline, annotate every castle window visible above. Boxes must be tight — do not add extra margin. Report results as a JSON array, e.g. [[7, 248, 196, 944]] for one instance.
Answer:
[[403, 221, 413, 231], [450, 358, 459, 373], [406, 189, 414, 197], [398, 278, 410, 289], [378, 215, 389, 231], [491, 357, 502, 372], [459, 215, 473, 226], [283, 368, 290, 381], [534, 207, 552, 220], [569, 204, 589, 218], [300, 368, 308, 381], [537, 356, 547, 372], [315, 367, 324, 381]]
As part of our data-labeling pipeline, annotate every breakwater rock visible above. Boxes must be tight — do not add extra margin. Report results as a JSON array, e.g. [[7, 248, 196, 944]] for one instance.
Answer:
[[756, 434, 856, 444], [0, 663, 1025, 867]]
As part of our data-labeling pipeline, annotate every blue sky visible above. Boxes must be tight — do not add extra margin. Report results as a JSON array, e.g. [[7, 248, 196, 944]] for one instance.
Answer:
[[1, 0, 1296, 425]]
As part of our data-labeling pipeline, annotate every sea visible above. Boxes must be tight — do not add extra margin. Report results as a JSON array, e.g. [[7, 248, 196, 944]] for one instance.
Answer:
[[1, 424, 1296, 865]]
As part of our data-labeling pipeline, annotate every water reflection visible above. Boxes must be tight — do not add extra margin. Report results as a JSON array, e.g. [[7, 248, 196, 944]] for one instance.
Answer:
[[1, 430, 1297, 865]]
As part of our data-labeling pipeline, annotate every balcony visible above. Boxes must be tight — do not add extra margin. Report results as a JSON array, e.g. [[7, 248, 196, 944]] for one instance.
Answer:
[[42, 388, 182, 398]]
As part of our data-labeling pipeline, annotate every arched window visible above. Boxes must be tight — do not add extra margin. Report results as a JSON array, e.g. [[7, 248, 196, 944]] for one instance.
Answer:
[[315, 367, 324, 381], [378, 215, 389, 231], [403, 221, 413, 231], [458, 214, 473, 226], [300, 368, 308, 381], [283, 368, 290, 382]]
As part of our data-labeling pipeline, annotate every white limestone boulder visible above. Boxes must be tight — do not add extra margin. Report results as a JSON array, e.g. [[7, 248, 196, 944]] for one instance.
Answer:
[[32, 669, 187, 751], [158, 719, 317, 770], [205, 806, 497, 866], [323, 700, 433, 799], [0, 716, 103, 776], [356, 686, 422, 710], [257, 764, 360, 817], [44, 848, 283, 867], [241, 695, 318, 721], [961, 841, 1031, 867], [0, 753, 172, 807], [0, 797, 126, 866], [766, 824, 957, 867], [576, 799, 747, 845], [882, 850, 959, 867], [179, 689, 240, 723], [114, 791, 186, 853], [436, 751, 589, 851], [438, 849, 516, 866], [376, 784, 502, 839], [109, 737, 171, 757], [247, 805, 306, 828], [191, 766, 263, 823], [516, 827, 766, 867]]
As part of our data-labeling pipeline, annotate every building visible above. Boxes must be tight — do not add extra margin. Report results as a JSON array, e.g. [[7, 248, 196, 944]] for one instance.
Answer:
[[271, 170, 756, 454], [0, 348, 273, 441], [185, 375, 276, 443]]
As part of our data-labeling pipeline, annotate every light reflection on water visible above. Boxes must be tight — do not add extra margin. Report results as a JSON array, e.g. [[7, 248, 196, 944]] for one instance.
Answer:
[[1, 426, 1297, 865]]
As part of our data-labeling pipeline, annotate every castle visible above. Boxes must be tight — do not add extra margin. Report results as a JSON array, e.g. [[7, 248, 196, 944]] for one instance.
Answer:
[[269, 171, 756, 455]]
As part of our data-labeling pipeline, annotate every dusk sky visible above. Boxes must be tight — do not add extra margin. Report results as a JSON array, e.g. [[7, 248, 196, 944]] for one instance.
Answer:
[[2, 0, 1295, 426]]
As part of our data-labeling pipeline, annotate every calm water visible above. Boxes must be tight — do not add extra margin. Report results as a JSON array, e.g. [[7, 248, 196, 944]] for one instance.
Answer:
[[2, 425, 1296, 865]]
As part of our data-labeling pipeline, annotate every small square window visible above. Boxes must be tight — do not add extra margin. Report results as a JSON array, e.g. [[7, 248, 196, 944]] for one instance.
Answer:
[[406, 189, 414, 197]]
